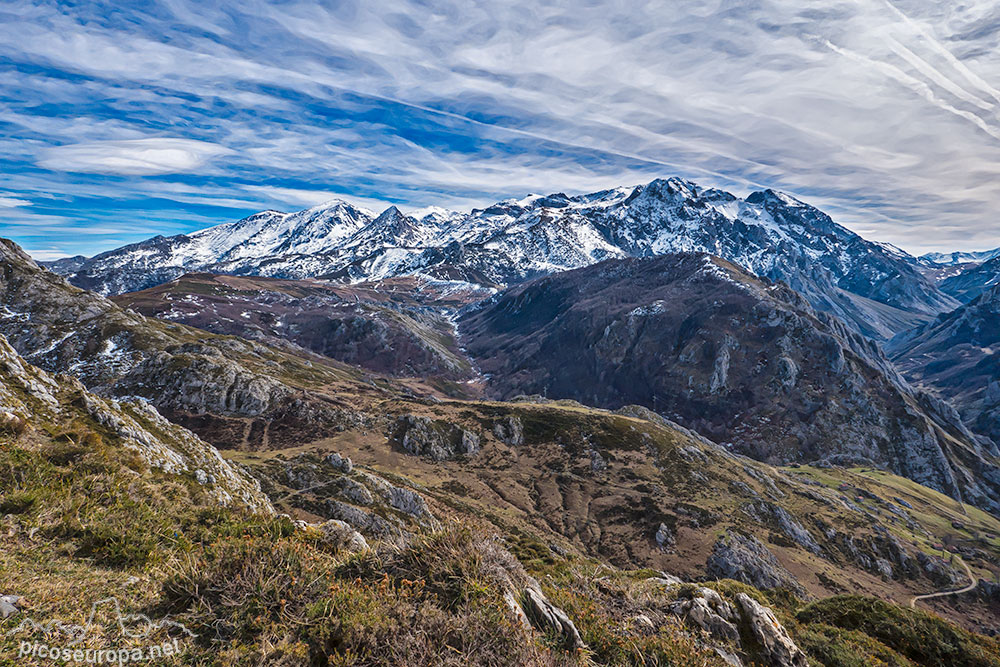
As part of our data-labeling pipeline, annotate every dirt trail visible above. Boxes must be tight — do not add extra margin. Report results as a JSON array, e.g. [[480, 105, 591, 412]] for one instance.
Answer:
[[910, 556, 977, 608]]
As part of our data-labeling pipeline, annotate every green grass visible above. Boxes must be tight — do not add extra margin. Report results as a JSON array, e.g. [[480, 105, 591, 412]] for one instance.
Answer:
[[797, 595, 1000, 667]]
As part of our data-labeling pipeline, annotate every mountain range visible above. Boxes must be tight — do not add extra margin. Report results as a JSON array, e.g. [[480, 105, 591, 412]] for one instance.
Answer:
[[49, 178, 962, 341], [7, 174, 1000, 661]]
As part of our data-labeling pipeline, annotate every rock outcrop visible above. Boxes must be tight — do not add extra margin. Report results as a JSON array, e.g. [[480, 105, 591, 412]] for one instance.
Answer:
[[664, 577, 808, 667], [735, 593, 808, 667], [668, 587, 739, 642], [522, 578, 585, 650], [706, 532, 804, 596], [395, 415, 481, 461]]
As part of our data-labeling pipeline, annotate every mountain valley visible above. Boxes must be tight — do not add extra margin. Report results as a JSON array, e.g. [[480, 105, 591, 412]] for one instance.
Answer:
[[4, 178, 1000, 665]]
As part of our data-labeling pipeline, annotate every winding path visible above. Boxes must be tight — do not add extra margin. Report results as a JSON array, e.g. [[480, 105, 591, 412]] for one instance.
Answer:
[[910, 556, 978, 609]]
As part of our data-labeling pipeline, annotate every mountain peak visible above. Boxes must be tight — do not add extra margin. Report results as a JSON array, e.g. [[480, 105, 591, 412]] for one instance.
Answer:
[[375, 205, 406, 220], [746, 189, 807, 208], [643, 176, 701, 199], [48, 175, 957, 340]]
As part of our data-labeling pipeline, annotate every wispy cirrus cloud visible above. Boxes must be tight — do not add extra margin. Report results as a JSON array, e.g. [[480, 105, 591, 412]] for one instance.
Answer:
[[1, 0, 1000, 258], [38, 138, 233, 175]]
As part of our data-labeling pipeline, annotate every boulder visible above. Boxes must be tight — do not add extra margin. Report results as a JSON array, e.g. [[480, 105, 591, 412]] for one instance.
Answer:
[[734, 593, 808, 667], [0, 595, 20, 618], [522, 578, 585, 650], [317, 519, 369, 553], [326, 452, 353, 474]]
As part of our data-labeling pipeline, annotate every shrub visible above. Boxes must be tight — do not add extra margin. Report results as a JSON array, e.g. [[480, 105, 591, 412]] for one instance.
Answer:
[[797, 595, 1000, 667]]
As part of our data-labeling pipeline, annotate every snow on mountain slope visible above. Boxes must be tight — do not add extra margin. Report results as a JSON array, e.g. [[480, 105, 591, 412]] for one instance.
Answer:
[[51, 177, 957, 340], [920, 247, 1000, 266], [219, 200, 372, 262]]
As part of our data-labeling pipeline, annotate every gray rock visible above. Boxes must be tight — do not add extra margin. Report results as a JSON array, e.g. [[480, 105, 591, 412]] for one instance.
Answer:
[[336, 478, 374, 505], [522, 578, 585, 650], [589, 448, 607, 473], [706, 532, 805, 596], [655, 522, 674, 548], [714, 646, 745, 667], [492, 415, 524, 447], [734, 593, 808, 667], [668, 587, 739, 642], [326, 452, 353, 474], [741, 500, 822, 555], [389, 486, 430, 518], [317, 519, 369, 553], [647, 572, 684, 587], [396, 415, 481, 461], [0, 595, 20, 618]]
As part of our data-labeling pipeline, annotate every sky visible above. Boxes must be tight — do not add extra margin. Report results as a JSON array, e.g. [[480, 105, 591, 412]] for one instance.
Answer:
[[3, 1, 1000, 260]]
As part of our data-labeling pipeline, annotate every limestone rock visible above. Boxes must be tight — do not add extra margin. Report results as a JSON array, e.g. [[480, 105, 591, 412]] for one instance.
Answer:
[[706, 532, 804, 596], [492, 415, 524, 447], [655, 522, 674, 548], [668, 587, 739, 642], [0, 595, 20, 618], [734, 593, 808, 667], [522, 578, 585, 650], [396, 415, 481, 461], [326, 452, 353, 474], [317, 519, 369, 553]]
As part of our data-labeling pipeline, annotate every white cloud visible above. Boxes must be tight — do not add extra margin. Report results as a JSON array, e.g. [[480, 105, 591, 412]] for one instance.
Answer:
[[239, 186, 391, 212], [37, 138, 232, 175]]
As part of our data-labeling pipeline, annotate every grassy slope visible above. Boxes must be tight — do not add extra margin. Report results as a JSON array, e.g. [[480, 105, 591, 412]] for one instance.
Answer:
[[2, 382, 999, 665]]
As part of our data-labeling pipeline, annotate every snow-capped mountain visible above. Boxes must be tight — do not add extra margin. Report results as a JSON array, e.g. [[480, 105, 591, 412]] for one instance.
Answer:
[[920, 247, 1000, 266], [939, 254, 1000, 303], [51, 177, 958, 340]]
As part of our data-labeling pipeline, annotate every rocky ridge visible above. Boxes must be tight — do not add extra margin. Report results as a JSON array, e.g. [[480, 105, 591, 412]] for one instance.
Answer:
[[457, 253, 1000, 513], [0, 239, 386, 450], [0, 329, 270, 512], [49, 177, 956, 340]]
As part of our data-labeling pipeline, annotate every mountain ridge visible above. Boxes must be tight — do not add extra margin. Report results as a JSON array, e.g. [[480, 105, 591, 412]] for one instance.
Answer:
[[47, 177, 956, 340], [457, 252, 1000, 513]]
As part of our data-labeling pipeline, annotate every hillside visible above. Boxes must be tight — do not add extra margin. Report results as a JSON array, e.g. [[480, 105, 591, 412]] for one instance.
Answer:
[[111, 273, 484, 380], [3, 335, 1000, 664], [889, 282, 1000, 446], [458, 253, 1000, 514], [3, 243, 1000, 662]]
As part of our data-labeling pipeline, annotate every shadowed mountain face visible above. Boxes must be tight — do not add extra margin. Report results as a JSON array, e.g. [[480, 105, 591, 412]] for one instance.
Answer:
[[112, 273, 487, 380], [458, 253, 1000, 512], [46, 177, 954, 340], [939, 255, 1000, 303], [889, 283, 1000, 446]]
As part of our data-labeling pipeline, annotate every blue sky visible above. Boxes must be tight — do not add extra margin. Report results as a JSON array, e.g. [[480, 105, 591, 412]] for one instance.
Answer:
[[3, 1, 1000, 259]]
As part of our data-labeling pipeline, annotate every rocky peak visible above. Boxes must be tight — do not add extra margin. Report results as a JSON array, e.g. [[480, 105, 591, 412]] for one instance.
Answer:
[[47, 176, 957, 341]]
